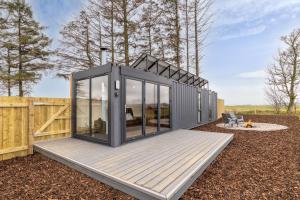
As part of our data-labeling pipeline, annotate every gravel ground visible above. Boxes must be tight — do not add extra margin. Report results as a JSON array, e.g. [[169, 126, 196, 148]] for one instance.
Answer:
[[0, 115, 299, 200]]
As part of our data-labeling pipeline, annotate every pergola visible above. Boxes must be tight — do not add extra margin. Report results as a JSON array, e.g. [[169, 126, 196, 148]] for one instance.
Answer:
[[130, 54, 209, 88]]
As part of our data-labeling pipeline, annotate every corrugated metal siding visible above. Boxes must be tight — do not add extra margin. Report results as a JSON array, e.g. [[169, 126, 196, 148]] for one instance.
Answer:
[[209, 92, 218, 121], [171, 83, 216, 129], [200, 89, 209, 123], [172, 82, 198, 129]]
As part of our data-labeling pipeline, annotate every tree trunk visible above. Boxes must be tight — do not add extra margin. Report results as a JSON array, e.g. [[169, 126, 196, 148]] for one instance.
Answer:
[[98, 16, 103, 65], [148, 0, 153, 55], [111, 1, 115, 64], [148, 26, 152, 55], [7, 49, 11, 96], [123, 0, 129, 66], [287, 47, 298, 113], [175, 0, 180, 69], [287, 96, 296, 113], [17, 0, 23, 96], [185, 0, 189, 72], [194, 0, 199, 77]]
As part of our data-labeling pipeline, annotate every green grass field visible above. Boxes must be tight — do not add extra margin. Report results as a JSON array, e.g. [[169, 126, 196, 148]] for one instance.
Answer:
[[225, 105, 300, 116]]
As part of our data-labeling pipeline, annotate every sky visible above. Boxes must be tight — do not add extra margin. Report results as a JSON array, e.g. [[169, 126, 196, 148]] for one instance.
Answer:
[[27, 0, 300, 105]]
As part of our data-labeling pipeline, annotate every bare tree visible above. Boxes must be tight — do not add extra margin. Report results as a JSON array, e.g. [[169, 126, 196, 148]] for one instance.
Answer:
[[88, 0, 118, 64], [114, 0, 145, 65], [183, 0, 190, 72], [265, 85, 284, 114], [56, 10, 102, 78], [55, 0, 215, 77], [266, 28, 300, 113], [191, 0, 213, 76], [160, 0, 182, 68], [136, 0, 165, 57]]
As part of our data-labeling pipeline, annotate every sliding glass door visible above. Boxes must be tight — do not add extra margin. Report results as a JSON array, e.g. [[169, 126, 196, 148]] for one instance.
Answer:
[[76, 79, 90, 134], [91, 76, 108, 140], [160, 85, 170, 131], [124, 78, 170, 141], [75, 75, 109, 143], [145, 83, 158, 135], [125, 79, 143, 139]]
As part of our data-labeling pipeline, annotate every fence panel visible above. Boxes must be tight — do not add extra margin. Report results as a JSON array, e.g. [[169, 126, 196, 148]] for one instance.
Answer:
[[217, 99, 225, 119], [0, 97, 71, 161]]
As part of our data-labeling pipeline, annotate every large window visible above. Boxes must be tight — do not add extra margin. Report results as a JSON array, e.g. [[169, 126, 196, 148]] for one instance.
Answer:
[[160, 85, 170, 130], [76, 79, 90, 134], [91, 76, 108, 140], [126, 79, 143, 139], [75, 75, 109, 142], [124, 79, 171, 141], [145, 83, 158, 134], [197, 92, 202, 123]]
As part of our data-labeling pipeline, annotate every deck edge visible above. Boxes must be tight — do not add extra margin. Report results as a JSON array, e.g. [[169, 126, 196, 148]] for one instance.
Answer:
[[33, 144, 167, 200], [167, 133, 234, 200]]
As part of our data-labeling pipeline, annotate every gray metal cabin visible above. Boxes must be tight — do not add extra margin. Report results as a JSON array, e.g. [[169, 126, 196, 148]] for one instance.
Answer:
[[71, 54, 218, 147]]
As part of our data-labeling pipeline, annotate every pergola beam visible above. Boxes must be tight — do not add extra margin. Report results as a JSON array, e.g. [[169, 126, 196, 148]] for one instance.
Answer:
[[131, 54, 209, 89], [147, 60, 158, 71], [170, 69, 180, 78], [178, 72, 189, 81], [132, 54, 147, 68], [185, 75, 194, 84], [159, 65, 170, 75]]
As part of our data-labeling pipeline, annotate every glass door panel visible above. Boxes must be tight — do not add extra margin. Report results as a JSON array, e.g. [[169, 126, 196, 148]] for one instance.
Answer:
[[197, 92, 202, 123], [160, 85, 170, 131], [145, 83, 158, 135], [126, 79, 143, 139], [76, 79, 90, 135], [91, 76, 108, 141]]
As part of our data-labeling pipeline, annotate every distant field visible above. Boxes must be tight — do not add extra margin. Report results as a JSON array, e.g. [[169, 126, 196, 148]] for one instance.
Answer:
[[225, 105, 300, 115]]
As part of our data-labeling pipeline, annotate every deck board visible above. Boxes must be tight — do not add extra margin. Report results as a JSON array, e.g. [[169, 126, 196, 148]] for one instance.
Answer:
[[34, 129, 233, 200]]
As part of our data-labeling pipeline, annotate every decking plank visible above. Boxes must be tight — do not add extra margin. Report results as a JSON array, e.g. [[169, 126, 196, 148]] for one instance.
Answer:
[[91, 130, 192, 168], [124, 139, 211, 182], [105, 133, 207, 175], [149, 136, 228, 192], [136, 138, 217, 187], [34, 129, 233, 200], [162, 134, 233, 198]]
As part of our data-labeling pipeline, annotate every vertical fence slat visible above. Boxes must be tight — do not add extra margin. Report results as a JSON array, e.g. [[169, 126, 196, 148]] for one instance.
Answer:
[[0, 108, 2, 161], [28, 100, 34, 154]]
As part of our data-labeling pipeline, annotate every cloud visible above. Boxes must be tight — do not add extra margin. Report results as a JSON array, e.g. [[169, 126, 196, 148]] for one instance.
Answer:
[[236, 70, 266, 78], [212, 0, 300, 40], [220, 25, 266, 40], [214, 0, 300, 27]]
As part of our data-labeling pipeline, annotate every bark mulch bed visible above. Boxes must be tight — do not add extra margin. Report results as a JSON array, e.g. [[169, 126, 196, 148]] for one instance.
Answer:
[[0, 115, 299, 200]]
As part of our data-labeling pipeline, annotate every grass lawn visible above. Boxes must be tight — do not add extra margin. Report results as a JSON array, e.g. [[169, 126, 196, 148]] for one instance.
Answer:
[[225, 105, 300, 116], [0, 115, 299, 199]]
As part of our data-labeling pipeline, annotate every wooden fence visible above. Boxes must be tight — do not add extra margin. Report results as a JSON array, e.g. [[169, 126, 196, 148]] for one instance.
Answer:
[[0, 97, 71, 161], [217, 99, 225, 119]]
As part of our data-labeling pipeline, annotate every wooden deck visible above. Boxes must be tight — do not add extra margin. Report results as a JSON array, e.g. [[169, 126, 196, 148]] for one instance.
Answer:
[[34, 129, 233, 200]]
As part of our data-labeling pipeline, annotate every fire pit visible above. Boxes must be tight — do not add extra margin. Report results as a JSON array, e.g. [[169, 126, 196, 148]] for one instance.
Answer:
[[216, 122, 288, 132], [244, 120, 254, 128]]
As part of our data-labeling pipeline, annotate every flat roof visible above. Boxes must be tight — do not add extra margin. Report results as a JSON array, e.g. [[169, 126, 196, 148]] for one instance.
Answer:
[[130, 54, 209, 88]]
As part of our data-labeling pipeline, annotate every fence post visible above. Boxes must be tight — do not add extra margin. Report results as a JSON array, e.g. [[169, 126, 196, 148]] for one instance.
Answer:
[[28, 100, 34, 154]]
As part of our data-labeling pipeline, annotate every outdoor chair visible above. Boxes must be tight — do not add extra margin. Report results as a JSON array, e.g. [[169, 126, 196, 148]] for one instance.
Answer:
[[228, 112, 244, 126], [222, 113, 235, 127]]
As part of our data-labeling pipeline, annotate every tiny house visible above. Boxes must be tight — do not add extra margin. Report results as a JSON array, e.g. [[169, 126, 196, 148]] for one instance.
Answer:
[[71, 54, 218, 147]]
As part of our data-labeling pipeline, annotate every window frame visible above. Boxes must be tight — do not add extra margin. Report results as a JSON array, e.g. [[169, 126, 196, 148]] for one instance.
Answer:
[[73, 74, 111, 145]]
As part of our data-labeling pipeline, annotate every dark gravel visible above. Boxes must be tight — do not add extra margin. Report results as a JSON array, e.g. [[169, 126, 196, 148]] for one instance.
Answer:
[[0, 115, 299, 200], [183, 115, 300, 199]]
